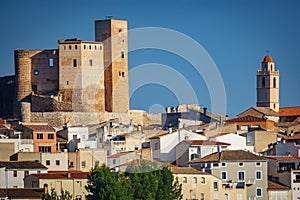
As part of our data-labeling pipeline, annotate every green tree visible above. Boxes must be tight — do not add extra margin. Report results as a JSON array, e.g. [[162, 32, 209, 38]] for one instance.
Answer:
[[42, 188, 72, 200], [85, 164, 133, 200]]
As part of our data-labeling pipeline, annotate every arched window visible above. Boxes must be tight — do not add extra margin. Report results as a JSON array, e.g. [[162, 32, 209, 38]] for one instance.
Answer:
[[262, 77, 265, 88], [271, 64, 273, 71], [273, 77, 276, 88]]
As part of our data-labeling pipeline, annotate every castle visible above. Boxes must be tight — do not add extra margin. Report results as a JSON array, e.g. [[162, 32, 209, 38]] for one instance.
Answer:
[[13, 19, 129, 120]]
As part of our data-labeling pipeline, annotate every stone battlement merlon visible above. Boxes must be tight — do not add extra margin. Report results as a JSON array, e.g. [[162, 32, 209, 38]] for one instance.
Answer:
[[58, 39, 102, 45]]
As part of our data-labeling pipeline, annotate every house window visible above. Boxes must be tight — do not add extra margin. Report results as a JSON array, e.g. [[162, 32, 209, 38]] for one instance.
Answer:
[[95, 45, 97, 50], [193, 177, 197, 184], [122, 72, 125, 77], [75, 45, 77, 50], [273, 77, 276, 88], [256, 188, 262, 197], [37, 133, 43, 139], [113, 159, 116, 164], [84, 45, 86, 49], [56, 160, 60, 166], [238, 162, 244, 167], [221, 172, 227, 180], [121, 50, 124, 58], [67, 81, 69, 85], [46, 160, 50, 165], [256, 171, 262, 180], [200, 193, 204, 200], [24, 171, 29, 177], [49, 58, 54, 67], [100, 46, 102, 51], [262, 77, 265, 88], [48, 134, 54, 139], [183, 177, 187, 183], [89, 45, 91, 50], [69, 45, 72, 50], [213, 181, 218, 191], [191, 194, 196, 200], [39, 146, 51, 152], [82, 161, 86, 168], [256, 162, 261, 167], [13, 171, 17, 177], [213, 163, 219, 168], [73, 59, 77, 67], [238, 171, 245, 181], [221, 163, 226, 167], [95, 160, 100, 166], [89, 59, 93, 66], [201, 177, 205, 183]]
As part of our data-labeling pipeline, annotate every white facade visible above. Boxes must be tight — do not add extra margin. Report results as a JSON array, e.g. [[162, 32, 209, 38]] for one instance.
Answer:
[[150, 130, 207, 162], [41, 152, 68, 171], [0, 167, 47, 188], [66, 126, 97, 151], [210, 133, 254, 152], [0, 138, 34, 152]]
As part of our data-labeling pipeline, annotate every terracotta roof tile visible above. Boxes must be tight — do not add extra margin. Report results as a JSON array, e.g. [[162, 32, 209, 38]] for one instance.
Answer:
[[32, 171, 89, 179], [226, 115, 266, 123], [189, 150, 267, 163], [252, 107, 279, 116], [268, 180, 290, 190], [279, 106, 300, 117], [185, 140, 230, 146], [265, 156, 300, 161], [107, 151, 135, 159], [170, 167, 207, 175], [0, 188, 44, 199], [22, 124, 55, 132], [284, 134, 300, 140], [0, 161, 47, 170]]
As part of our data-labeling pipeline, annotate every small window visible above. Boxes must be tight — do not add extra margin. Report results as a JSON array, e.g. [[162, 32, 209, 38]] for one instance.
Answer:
[[221, 172, 227, 180], [100, 46, 102, 51], [95, 45, 97, 50], [89, 59, 93, 66], [193, 177, 197, 184], [56, 160, 60, 166], [84, 45, 86, 49], [122, 72, 125, 77], [89, 45, 91, 50], [46, 160, 50, 165], [238, 162, 244, 167], [274, 104, 276, 109], [200, 193, 204, 200], [221, 163, 226, 167], [256, 171, 262, 180], [213, 163, 219, 167], [64, 46, 66, 50], [213, 181, 218, 191], [201, 177, 205, 183], [113, 159, 116, 164], [121, 50, 124, 58], [273, 77, 276, 88], [73, 59, 77, 67], [183, 177, 187, 183], [49, 58, 54, 67], [69, 45, 72, 50], [75, 45, 77, 50], [67, 81, 69, 85], [13, 171, 17, 177], [48, 134, 54, 139], [82, 161, 86, 168], [24, 171, 29, 177], [256, 162, 261, 167], [238, 171, 245, 181], [95, 160, 100, 166], [256, 188, 262, 197], [119, 29, 122, 32], [34, 70, 39, 76], [37, 133, 43, 139]]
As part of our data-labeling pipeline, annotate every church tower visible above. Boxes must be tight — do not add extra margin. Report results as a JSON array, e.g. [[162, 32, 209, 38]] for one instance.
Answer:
[[256, 55, 280, 112]]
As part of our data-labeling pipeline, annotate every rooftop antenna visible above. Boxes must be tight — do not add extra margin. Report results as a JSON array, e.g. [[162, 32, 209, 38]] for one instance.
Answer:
[[105, 16, 113, 20]]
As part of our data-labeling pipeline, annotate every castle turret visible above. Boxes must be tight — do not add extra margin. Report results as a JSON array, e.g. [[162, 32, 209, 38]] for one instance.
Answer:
[[14, 50, 32, 118], [256, 55, 280, 112]]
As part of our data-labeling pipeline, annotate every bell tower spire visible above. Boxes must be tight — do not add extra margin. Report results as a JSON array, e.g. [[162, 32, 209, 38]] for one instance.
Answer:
[[256, 55, 280, 112]]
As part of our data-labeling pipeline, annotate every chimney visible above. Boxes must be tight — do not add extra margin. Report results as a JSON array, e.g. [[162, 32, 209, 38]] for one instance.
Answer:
[[203, 107, 207, 116]]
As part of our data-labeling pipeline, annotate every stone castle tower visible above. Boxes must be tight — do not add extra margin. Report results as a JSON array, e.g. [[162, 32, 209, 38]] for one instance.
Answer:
[[13, 19, 129, 119], [256, 55, 280, 112], [95, 19, 129, 113]]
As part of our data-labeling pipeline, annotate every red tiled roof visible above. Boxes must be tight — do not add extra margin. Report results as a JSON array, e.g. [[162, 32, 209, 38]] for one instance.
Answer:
[[263, 55, 273, 62], [284, 134, 300, 140], [265, 156, 300, 161], [279, 106, 300, 117], [226, 115, 266, 123], [170, 167, 207, 175], [32, 172, 89, 179], [107, 151, 135, 159], [185, 140, 230, 146], [22, 124, 55, 132]]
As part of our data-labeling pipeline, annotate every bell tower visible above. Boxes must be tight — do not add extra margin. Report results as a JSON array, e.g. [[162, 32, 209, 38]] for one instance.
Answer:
[[256, 55, 280, 112]]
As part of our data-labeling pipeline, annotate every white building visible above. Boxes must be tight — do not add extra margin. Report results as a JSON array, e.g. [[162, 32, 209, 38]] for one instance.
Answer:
[[150, 129, 207, 162], [0, 161, 47, 188]]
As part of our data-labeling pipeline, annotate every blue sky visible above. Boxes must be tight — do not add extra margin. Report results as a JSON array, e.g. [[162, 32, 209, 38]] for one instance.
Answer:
[[0, 0, 299, 117]]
